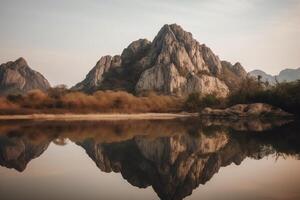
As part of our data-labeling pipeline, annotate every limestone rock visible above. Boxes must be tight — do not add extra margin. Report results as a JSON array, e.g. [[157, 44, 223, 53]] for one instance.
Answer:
[[0, 58, 51, 95], [201, 103, 292, 118], [220, 61, 247, 90], [134, 24, 228, 97], [121, 39, 151, 65], [184, 74, 229, 98], [73, 24, 246, 97], [72, 55, 121, 92]]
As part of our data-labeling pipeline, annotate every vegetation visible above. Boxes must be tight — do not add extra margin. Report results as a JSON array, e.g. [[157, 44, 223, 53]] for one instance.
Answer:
[[184, 93, 222, 112], [184, 77, 300, 116], [0, 77, 299, 115], [227, 78, 300, 115], [1, 88, 183, 114]]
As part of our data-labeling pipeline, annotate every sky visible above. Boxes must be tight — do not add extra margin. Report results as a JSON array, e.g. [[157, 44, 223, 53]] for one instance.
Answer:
[[0, 0, 299, 87]]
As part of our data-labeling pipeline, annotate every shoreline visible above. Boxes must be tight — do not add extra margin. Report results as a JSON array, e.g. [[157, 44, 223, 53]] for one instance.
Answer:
[[0, 113, 199, 121]]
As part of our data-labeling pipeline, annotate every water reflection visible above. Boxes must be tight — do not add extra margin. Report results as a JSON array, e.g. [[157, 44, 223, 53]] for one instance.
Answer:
[[0, 118, 299, 200]]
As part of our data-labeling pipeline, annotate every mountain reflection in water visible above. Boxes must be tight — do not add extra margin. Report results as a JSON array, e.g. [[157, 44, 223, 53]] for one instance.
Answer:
[[0, 118, 299, 200]]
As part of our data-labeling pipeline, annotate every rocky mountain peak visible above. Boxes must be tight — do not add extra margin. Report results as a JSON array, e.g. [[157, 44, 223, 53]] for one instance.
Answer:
[[121, 39, 151, 65], [15, 57, 28, 67], [73, 24, 247, 97], [0, 58, 51, 95], [152, 24, 194, 47]]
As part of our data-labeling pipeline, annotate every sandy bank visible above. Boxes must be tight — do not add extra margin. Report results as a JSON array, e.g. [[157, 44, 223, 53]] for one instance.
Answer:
[[0, 113, 199, 121]]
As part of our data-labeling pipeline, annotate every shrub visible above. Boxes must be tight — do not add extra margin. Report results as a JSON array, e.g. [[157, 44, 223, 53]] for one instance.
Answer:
[[0, 90, 183, 114], [184, 93, 221, 112], [227, 78, 300, 115], [184, 93, 201, 111]]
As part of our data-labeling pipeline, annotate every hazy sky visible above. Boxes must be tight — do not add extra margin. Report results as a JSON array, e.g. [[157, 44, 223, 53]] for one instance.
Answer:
[[0, 0, 299, 87]]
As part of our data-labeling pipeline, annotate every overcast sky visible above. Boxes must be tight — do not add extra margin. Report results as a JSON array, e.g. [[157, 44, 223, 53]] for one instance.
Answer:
[[0, 0, 299, 87]]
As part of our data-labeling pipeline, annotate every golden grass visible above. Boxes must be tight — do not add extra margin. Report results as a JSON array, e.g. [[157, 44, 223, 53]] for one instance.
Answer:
[[2, 90, 184, 114]]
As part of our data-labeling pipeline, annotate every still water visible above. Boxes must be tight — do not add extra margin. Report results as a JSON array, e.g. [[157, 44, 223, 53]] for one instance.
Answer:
[[0, 118, 299, 200]]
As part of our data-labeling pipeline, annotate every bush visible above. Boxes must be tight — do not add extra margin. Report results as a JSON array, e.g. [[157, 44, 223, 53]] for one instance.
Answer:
[[1, 90, 183, 114], [227, 77, 264, 105], [227, 78, 300, 115], [184, 93, 221, 112], [184, 93, 201, 111]]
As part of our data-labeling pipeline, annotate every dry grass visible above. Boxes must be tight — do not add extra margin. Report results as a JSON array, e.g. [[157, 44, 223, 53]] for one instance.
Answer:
[[0, 97, 19, 109], [2, 90, 184, 114]]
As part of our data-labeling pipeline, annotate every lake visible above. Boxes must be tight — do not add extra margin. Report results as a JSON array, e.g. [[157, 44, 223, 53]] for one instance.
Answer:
[[0, 118, 299, 200]]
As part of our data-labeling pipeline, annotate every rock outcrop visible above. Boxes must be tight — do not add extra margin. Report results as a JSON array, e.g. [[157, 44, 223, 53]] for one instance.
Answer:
[[0, 57, 51, 95], [73, 55, 122, 92], [201, 103, 292, 118], [220, 61, 247, 89], [73, 24, 247, 97]]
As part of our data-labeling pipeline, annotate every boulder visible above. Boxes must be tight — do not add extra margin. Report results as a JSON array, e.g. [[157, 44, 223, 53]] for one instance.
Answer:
[[201, 103, 293, 118]]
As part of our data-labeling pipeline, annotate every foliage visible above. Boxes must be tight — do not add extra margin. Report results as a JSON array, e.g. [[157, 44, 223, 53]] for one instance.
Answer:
[[227, 78, 300, 115], [227, 77, 264, 105], [184, 93, 221, 112], [4, 90, 183, 114], [3, 77, 300, 115]]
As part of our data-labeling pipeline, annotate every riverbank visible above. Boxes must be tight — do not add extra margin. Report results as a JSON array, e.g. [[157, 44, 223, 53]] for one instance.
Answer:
[[0, 112, 199, 121]]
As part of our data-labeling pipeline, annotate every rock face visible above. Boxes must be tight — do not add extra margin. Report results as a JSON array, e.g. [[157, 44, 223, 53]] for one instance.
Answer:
[[201, 103, 292, 118], [73, 55, 122, 92], [220, 61, 247, 89], [73, 24, 247, 97], [249, 68, 300, 85], [0, 58, 51, 95]]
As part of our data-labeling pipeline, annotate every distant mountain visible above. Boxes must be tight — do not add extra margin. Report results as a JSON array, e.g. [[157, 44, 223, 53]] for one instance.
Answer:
[[248, 70, 276, 84], [0, 57, 51, 95], [277, 68, 300, 82], [249, 68, 300, 84], [73, 24, 247, 97]]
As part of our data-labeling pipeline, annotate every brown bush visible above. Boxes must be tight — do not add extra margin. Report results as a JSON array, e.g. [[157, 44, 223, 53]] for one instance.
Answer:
[[0, 90, 183, 114], [0, 97, 19, 109], [21, 90, 52, 109]]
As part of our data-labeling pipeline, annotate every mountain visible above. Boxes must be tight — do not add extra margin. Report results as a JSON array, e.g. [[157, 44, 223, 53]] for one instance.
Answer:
[[248, 70, 276, 84], [73, 24, 247, 97], [249, 67, 300, 84], [0, 57, 51, 95], [278, 68, 300, 82]]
